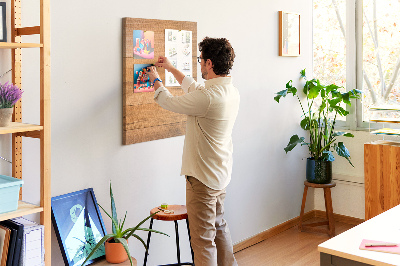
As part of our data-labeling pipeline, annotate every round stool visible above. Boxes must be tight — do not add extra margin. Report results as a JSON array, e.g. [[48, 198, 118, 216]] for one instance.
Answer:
[[143, 205, 194, 266], [298, 181, 336, 237]]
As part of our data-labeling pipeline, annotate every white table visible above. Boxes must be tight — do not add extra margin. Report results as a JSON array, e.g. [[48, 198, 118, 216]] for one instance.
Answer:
[[318, 204, 400, 266]]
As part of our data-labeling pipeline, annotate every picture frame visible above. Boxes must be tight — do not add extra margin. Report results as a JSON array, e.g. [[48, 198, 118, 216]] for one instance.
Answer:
[[279, 11, 300, 56], [51, 188, 107, 266], [0, 2, 6, 42]]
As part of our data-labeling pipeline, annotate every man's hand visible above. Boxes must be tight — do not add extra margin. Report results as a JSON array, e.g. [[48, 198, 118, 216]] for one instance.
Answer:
[[155, 56, 175, 72], [144, 66, 160, 83]]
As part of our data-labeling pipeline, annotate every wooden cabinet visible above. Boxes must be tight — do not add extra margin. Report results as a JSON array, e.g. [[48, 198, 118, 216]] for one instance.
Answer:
[[364, 140, 400, 220], [0, 0, 51, 265]]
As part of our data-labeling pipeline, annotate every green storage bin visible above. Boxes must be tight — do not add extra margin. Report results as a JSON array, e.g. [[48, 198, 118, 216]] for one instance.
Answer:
[[0, 175, 24, 214]]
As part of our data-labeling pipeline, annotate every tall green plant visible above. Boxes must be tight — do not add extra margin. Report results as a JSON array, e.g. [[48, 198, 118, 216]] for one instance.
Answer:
[[274, 69, 362, 166], [81, 183, 168, 266]]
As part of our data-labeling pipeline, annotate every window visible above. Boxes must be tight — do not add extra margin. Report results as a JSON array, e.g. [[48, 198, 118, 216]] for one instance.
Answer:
[[313, 0, 400, 130]]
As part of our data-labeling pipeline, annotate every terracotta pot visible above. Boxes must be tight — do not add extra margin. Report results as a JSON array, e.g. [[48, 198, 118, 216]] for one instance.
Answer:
[[105, 238, 128, 264], [0, 108, 13, 127]]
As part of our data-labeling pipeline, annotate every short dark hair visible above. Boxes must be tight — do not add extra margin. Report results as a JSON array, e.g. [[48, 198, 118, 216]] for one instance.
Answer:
[[199, 37, 235, 75]]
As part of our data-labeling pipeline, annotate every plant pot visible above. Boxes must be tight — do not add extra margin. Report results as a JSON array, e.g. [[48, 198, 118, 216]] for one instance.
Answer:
[[306, 158, 332, 184], [0, 108, 13, 127], [105, 238, 128, 264]]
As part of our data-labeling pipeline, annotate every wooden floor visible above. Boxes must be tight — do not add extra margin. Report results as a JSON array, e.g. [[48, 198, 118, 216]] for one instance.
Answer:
[[234, 217, 354, 266]]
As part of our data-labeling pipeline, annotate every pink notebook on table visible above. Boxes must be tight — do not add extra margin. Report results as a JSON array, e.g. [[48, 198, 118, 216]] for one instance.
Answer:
[[359, 239, 400, 255]]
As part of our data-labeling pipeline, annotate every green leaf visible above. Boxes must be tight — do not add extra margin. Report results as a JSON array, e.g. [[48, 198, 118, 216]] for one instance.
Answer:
[[321, 151, 335, 162], [131, 234, 148, 250], [300, 69, 306, 78], [274, 89, 288, 103], [343, 133, 354, 137], [284, 135, 305, 153], [115, 238, 133, 266], [328, 97, 342, 108], [308, 85, 320, 99], [110, 182, 118, 234], [335, 142, 354, 167], [81, 234, 114, 266], [98, 204, 120, 236], [341, 92, 351, 105], [123, 211, 160, 239], [325, 84, 339, 94], [300, 117, 310, 130]]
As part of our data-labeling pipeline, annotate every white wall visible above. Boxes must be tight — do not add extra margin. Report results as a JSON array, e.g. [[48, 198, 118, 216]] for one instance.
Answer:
[[0, 0, 315, 265]]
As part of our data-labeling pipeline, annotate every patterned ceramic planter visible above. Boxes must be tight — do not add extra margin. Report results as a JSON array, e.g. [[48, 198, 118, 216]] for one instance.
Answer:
[[306, 158, 332, 184]]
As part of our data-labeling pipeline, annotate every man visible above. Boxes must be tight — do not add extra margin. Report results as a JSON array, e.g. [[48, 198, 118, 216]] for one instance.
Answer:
[[145, 37, 239, 266]]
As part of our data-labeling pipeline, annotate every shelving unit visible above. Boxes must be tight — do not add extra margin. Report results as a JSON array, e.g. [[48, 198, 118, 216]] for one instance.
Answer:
[[0, 0, 51, 265]]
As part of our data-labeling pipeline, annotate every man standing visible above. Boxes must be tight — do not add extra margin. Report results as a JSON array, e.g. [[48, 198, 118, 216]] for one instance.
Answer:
[[145, 37, 239, 266]]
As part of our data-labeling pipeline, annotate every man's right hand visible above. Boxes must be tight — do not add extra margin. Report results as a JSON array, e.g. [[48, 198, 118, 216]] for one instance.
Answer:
[[155, 56, 175, 72]]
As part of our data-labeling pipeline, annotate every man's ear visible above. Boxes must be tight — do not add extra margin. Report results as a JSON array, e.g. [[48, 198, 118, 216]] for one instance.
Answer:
[[206, 59, 213, 69]]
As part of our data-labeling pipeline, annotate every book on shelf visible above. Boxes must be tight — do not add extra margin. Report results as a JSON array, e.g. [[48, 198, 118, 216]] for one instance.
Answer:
[[0, 220, 23, 266], [11, 217, 44, 266], [0, 225, 11, 266], [0, 222, 16, 266]]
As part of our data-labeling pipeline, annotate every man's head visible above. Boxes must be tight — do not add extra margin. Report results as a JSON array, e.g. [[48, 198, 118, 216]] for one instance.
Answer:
[[198, 37, 235, 79]]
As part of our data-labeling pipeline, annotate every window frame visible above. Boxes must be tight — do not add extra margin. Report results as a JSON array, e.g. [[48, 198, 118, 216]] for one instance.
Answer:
[[315, 0, 400, 131]]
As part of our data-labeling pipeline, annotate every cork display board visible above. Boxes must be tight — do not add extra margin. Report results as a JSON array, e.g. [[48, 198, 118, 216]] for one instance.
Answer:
[[122, 18, 197, 145]]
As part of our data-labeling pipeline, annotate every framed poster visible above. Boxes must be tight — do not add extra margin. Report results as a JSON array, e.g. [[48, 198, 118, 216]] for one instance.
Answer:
[[51, 188, 107, 266], [279, 11, 300, 56], [0, 2, 6, 42]]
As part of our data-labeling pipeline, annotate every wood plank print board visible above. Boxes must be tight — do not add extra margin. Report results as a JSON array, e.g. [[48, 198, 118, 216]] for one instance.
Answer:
[[123, 18, 197, 144]]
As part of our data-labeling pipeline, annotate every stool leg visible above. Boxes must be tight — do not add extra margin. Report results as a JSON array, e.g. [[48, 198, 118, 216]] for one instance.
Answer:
[[186, 218, 194, 264], [174, 220, 182, 265], [298, 185, 308, 231], [324, 188, 335, 237], [143, 218, 154, 266]]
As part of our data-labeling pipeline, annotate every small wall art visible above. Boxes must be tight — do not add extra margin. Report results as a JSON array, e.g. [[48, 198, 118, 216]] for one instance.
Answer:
[[0, 2, 6, 42], [51, 188, 107, 266], [279, 11, 300, 56]]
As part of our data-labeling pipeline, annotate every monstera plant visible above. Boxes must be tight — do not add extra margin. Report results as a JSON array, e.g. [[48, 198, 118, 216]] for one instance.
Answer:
[[274, 69, 362, 183]]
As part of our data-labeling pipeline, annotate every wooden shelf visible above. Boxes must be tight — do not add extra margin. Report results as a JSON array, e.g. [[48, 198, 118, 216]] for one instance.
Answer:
[[0, 122, 42, 134], [0, 201, 43, 222], [0, 42, 43, 49]]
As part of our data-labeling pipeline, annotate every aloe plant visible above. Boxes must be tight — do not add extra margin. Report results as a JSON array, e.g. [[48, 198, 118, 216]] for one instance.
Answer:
[[81, 183, 168, 266], [274, 69, 362, 166]]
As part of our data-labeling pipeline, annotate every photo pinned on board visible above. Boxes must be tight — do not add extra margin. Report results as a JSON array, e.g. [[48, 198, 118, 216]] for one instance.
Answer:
[[133, 30, 154, 59], [133, 64, 155, 93]]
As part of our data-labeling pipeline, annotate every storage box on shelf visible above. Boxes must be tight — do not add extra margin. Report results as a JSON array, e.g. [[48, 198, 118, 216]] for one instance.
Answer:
[[0, 175, 23, 214]]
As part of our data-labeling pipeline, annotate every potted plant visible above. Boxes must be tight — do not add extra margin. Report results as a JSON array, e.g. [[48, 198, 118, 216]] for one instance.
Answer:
[[0, 82, 23, 127], [274, 69, 362, 184], [82, 183, 168, 266]]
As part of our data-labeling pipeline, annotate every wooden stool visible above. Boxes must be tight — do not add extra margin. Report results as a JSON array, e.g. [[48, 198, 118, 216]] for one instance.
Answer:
[[298, 181, 336, 237], [143, 205, 194, 266]]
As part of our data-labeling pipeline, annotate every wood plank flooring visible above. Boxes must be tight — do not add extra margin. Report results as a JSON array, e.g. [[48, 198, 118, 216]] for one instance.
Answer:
[[234, 217, 354, 266]]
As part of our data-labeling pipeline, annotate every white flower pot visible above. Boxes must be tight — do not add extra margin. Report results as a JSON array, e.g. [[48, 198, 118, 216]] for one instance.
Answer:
[[0, 108, 14, 127]]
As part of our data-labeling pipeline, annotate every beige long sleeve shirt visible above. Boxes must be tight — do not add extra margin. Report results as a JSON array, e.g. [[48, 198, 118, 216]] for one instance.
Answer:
[[154, 76, 240, 190]]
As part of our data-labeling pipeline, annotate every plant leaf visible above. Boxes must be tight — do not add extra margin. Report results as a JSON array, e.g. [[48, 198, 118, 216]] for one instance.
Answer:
[[123, 211, 160, 239], [136, 227, 170, 236], [131, 234, 148, 250], [321, 151, 335, 162], [284, 135, 305, 153], [300, 117, 310, 130], [115, 238, 133, 266], [335, 142, 354, 167], [98, 204, 120, 236], [300, 69, 306, 78], [81, 234, 114, 266], [110, 182, 118, 234], [343, 132, 354, 137]]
